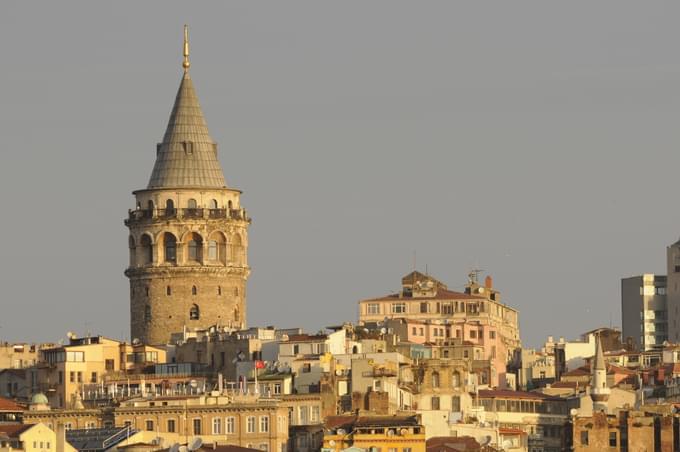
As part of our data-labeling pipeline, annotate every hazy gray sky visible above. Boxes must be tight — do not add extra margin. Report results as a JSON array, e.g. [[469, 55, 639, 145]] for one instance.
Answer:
[[1, 2, 679, 347]]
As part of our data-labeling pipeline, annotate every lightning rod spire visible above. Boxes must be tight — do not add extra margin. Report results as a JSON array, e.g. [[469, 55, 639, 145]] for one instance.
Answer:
[[183, 25, 190, 72]]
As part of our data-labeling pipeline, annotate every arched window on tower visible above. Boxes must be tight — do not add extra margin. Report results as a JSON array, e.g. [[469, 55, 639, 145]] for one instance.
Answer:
[[147, 200, 155, 212], [144, 305, 151, 323], [208, 232, 227, 265], [209, 199, 218, 209], [165, 199, 175, 216], [234, 307, 240, 322], [188, 199, 197, 209], [230, 233, 244, 266], [140, 234, 153, 265], [217, 286, 222, 296], [186, 233, 203, 263], [192, 286, 197, 296], [190, 304, 200, 320], [228, 200, 233, 210], [163, 233, 177, 263], [166, 286, 172, 296], [128, 236, 136, 267]]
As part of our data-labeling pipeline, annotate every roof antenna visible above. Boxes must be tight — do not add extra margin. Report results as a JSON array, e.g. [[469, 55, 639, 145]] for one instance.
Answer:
[[183, 25, 191, 72]]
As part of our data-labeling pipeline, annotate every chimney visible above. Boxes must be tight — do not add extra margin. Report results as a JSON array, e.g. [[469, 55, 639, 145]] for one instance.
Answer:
[[56, 423, 66, 452], [484, 275, 493, 289]]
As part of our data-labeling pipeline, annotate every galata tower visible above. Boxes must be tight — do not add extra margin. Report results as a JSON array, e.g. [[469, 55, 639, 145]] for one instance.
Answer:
[[125, 27, 250, 344]]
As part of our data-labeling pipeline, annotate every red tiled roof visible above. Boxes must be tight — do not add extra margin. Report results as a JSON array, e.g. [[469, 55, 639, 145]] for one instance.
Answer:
[[0, 397, 25, 412], [363, 288, 484, 302], [324, 415, 356, 431], [562, 366, 590, 377], [284, 334, 327, 342], [0, 424, 32, 438]]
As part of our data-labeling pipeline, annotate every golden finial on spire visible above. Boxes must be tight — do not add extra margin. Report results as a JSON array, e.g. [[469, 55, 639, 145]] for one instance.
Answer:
[[183, 25, 190, 72]]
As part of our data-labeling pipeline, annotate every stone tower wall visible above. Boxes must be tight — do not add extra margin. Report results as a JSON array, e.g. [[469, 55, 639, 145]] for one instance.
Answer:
[[125, 188, 250, 345]]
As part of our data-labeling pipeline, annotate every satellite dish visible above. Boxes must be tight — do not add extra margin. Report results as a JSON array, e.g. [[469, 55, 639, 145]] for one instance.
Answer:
[[386, 429, 395, 437], [337, 429, 346, 435], [190, 380, 198, 388], [570, 408, 578, 416], [328, 440, 336, 447], [178, 446, 188, 452], [132, 338, 141, 345], [188, 438, 203, 451], [169, 444, 180, 452], [502, 440, 513, 449], [380, 328, 387, 335], [479, 436, 492, 447], [400, 428, 408, 435]]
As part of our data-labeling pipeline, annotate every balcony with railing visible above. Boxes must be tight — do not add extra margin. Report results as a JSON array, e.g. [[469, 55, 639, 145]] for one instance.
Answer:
[[126, 208, 249, 224]]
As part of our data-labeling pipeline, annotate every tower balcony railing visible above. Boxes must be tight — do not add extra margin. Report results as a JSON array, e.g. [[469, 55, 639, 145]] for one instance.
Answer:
[[182, 208, 204, 219], [126, 207, 250, 224]]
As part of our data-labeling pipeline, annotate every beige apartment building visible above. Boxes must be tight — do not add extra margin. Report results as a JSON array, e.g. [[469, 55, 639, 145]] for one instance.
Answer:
[[125, 27, 250, 345], [23, 394, 289, 452], [38, 335, 165, 409]]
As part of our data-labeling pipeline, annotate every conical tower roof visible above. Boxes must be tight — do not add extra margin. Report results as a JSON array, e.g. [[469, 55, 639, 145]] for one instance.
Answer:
[[593, 333, 606, 371], [147, 27, 227, 189]]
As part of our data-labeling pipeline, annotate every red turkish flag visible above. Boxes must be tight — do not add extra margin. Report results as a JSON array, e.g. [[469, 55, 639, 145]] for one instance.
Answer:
[[255, 360, 266, 369]]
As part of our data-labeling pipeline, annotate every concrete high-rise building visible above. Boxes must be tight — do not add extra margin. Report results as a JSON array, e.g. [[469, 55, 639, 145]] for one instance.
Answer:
[[666, 240, 680, 342], [125, 27, 250, 344], [621, 274, 667, 351]]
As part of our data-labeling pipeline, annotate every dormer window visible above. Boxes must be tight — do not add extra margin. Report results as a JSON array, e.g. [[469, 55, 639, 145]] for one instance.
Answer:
[[183, 141, 193, 155]]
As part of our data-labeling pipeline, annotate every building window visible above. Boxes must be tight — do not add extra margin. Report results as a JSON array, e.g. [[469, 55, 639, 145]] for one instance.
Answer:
[[164, 232, 177, 263], [420, 302, 428, 313], [609, 431, 617, 447], [217, 286, 222, 296], [302, 363, 311, 373], [70, 371, 75, 383], [431, 396, 440, 410], [140, 235, 153, 265], [188, 198, 197, 209], [580, 430, 589, 445], [470, 330, 477, 339], [145, 420, 154, 431], [193, 418, 202, 435], [391, 303, 406, 314], [490, 331, 496, 339], [212, 418, 222, 435], [311, 406, 320, 423], [260, 416, 269, 433], [166, 286, 172, 296], [367, 303, 380, 315], [91, 372, 97, 383], [452, 395, 461, 411], [192, 285, 197, 295], [226, 417, 235, 434], [273, 383, 281, 395], [247, 416, 256, 433], [188, 233, 203, 262], [190, 304, 200, 320], [412, 327, 417, 335], [432, 371, 440, 388], [167, 419, 176, 433], [144, 305, 151, 323]]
